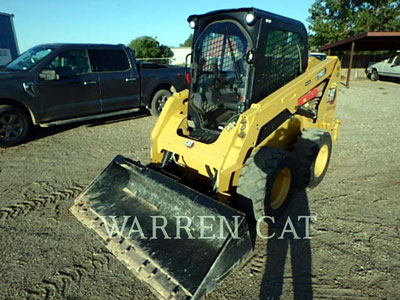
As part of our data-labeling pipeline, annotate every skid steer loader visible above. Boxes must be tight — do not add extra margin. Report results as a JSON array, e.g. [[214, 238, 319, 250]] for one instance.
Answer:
[[71, 7, 341, 300]]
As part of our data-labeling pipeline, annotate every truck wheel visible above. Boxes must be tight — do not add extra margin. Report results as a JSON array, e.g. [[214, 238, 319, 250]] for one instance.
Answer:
[[293, 128, 332, 188], [370, 69, 379, 81], [150, 89, 172, 117], [237, 147, 295, 220], [0, 105, 31, 148]]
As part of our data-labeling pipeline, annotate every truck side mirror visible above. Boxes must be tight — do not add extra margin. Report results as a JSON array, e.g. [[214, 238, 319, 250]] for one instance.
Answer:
[[39, 69, 58, 81]]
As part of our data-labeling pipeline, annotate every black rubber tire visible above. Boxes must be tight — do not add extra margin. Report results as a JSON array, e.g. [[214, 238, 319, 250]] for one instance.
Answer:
[[370, 69, 379, 81], [293, 128, 332, 188], [237, 147, 296, 220], [0, 105, 31, 148], [150, 89, 172, 117]]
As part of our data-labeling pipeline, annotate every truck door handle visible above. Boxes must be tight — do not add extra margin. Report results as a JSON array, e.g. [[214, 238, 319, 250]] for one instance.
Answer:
[[83, 81, 97, 85], [125, 78, 137, 82]]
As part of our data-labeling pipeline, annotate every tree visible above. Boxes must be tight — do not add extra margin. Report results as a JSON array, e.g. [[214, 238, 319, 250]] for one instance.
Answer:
[[180, 34, 193, 47], [308, 0, 400, 48], [128, 36, 173, 58]]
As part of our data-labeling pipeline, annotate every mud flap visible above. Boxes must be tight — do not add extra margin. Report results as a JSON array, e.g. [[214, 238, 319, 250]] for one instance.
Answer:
[[70, 155, 253, 300]]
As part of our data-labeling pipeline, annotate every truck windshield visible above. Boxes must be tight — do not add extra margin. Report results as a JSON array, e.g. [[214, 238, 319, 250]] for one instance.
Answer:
[[6, 47, 53, 71]]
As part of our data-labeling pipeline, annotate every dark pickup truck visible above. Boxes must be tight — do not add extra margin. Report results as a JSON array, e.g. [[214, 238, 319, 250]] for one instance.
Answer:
[[0, 43, 188, 147]]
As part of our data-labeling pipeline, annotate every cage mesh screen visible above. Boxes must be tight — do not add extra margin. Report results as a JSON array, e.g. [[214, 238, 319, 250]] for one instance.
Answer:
[[261, 30, 303, 97], [197, 31, 246, 112]]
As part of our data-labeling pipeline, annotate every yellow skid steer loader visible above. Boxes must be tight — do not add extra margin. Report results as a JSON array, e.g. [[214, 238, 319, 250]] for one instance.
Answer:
[[71, 7, 341, 300]]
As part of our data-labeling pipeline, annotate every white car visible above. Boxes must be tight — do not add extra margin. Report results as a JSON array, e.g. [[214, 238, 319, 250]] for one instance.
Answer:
[[367, 54, 400, 81]]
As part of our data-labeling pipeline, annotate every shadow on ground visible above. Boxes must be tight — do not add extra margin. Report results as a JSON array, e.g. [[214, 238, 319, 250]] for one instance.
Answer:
[[377, 76, 400, 84], [260, 188, 314, 300]]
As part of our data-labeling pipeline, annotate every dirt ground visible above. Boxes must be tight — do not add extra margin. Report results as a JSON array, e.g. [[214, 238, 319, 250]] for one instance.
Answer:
[[0, 80, 399, 300]]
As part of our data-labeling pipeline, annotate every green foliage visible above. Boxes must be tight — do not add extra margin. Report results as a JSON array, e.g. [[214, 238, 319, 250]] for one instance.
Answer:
[[180, 34, 193, 47], [128, 36, 173, 58], [308, 0, 400, 48]]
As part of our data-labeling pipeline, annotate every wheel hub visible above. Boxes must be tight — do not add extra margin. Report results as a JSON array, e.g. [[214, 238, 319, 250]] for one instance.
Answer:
[[158, 96, 168, 111], [314, 144, 329, 178], [270, 167, 292, 210], [0, 113, 24, 141]]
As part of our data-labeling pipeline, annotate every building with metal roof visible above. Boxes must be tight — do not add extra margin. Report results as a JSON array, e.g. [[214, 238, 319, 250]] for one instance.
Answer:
[[319, 32, 400, 87]]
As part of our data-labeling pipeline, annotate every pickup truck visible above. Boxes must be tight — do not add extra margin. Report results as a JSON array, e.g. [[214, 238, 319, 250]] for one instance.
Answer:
[[367, 54, 400, 81], [0, 43, 188, 147]]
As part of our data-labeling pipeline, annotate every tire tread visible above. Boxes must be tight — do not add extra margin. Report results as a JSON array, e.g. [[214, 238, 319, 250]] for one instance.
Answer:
[[237, 147, 293, 219]]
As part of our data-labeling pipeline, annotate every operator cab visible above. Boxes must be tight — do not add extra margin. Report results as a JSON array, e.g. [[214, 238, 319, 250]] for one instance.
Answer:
[[187, 8, 308, 142]]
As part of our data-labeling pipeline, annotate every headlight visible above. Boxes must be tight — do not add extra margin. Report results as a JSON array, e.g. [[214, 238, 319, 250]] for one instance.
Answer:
[[189, 19, 197, 29], [245, 13, 256, 25]]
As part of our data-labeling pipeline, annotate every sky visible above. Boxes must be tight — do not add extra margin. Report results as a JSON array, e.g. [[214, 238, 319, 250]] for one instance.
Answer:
[[1, 0, 314, 52]]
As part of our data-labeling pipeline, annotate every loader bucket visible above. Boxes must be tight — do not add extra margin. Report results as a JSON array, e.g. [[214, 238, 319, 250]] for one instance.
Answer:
[[70, 155, 253, 300]]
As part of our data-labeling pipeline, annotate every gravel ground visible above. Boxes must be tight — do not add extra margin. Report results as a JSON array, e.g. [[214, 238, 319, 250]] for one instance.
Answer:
[[0, 80, 399, 300]]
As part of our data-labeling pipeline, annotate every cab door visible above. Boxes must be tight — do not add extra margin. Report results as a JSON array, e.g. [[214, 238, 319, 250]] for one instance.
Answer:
[[36, 49, 101, 122]]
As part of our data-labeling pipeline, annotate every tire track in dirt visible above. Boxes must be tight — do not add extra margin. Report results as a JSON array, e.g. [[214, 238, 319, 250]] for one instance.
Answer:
[[25, 250, 115, 300], [309, 274, 372, 300], [0, 183, 86, 220], [314, 216, 400, 261], [249, 252, 267, 275], [311, 219, 398, 299], [312, 274, 377, 300]]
